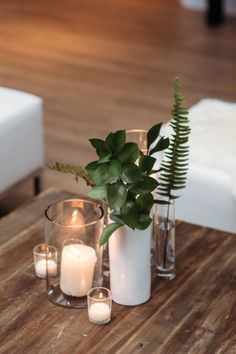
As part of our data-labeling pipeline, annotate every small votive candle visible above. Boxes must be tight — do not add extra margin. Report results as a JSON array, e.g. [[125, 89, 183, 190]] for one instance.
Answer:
[[87, 287, 112, 325], [33, 243, 58, 279]]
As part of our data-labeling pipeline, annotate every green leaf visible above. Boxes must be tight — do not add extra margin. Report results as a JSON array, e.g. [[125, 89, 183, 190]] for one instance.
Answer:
[[105, 130, 126, 154], [150, 137, 169, 155], [89, 138, 111, 160], [93, 164, 112, 185], [85, 161, 99, 180], [89, 138, 105, 150], [135, 215, 152, 230], [127, 190, 136, 202], [98, 154, 112, 163], [121, 163, 142, 183], [96, 147, 111, 160], [88, 186, 107, 199], [120, 200, 139, 229], [109, 213, 123, 224], [139, 155, 156, 174], [157, 78, 190, 202], [85, 161, 97, 172], [131, 176, 158, 194], [136, 193, 154, 213], [118, 143, 140, 163], [99, 223, 123, 246], [113, 130, 126, 152], [154, 199, 170, 205], [147, 123, 162, 149], [108, 159, 122, 179], [107, 181, 128, 209], [104, 133, 114, 152]]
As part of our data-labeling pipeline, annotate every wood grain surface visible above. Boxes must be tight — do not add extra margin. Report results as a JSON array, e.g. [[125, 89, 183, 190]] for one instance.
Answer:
[[0, 0, 235, 213], [0, 189, 236, 353]]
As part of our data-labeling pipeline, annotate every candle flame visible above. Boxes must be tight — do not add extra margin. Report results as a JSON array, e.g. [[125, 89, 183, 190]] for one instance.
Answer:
[[98, 292, 103, 299], [71, 209, 78, 224], [71, 209, 85, 225]]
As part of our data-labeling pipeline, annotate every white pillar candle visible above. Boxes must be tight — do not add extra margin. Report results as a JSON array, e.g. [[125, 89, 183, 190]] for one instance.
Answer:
[[88, 302, 111, 324], [60, 244, 97, 297], [35, 259, 57, 278]]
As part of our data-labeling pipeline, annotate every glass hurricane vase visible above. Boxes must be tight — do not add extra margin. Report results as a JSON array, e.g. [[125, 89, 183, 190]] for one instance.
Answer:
[[44, 198, 104, 308]]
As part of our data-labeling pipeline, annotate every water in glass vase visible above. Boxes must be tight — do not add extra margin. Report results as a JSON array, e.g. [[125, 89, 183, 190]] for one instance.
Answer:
[[156, 220, 175, 280]]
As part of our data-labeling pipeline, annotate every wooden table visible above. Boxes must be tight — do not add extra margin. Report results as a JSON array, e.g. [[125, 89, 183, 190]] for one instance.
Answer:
[[1, 188, 236, 353]]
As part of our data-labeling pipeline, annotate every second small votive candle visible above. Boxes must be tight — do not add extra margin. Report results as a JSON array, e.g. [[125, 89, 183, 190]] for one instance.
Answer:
[[33, 243, 58, 279], [87, 287, 112, 325]]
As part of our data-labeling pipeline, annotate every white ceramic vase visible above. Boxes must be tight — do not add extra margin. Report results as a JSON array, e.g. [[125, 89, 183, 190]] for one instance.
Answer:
[[109, 225, 152, 306]]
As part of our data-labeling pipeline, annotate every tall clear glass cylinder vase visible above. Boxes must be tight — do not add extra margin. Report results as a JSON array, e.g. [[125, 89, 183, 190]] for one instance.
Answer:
[[45, 198, 104, 308], [153, 201, 175, 280], [126, 129, 148, 154]]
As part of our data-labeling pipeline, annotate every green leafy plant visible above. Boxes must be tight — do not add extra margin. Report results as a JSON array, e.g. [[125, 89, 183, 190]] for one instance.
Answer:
[[86, 126, 169, 245], [50, 125, 169, 245], [49, 78, 190, 248]]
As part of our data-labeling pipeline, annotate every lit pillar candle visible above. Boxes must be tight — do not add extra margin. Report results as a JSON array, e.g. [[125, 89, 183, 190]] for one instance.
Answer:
[[60, 244, 97, 297]]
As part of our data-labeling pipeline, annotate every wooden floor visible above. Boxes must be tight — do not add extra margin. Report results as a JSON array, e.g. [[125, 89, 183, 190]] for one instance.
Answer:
[[0, 0, 235, 212]]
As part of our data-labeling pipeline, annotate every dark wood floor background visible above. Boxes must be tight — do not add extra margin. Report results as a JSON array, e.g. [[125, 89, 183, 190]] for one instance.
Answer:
[[0, 0, 235, 213]]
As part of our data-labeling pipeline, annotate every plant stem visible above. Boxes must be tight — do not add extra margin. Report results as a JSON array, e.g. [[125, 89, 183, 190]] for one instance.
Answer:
[[163, 201, 170, 269]]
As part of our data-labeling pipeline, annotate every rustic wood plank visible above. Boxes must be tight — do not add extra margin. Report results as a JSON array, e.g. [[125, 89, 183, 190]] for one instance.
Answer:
[[1, 191, 236, 353], [113, 232, 236, 354], [75, 228, 234, 353]]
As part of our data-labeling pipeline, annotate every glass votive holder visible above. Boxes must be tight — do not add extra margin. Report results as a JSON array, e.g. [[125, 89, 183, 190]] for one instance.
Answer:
[[87, 287, 112, 325], [33, 243, 58, 279]]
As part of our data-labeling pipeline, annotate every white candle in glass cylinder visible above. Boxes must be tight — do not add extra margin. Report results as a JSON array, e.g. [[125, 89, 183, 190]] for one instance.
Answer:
[[88, 302, 111, 324], [35, 259, 57, 278], [60, 244, 97, 297]]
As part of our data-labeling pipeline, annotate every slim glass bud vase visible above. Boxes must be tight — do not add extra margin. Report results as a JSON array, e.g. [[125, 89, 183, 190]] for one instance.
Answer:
[[154, 201, 175, 280]]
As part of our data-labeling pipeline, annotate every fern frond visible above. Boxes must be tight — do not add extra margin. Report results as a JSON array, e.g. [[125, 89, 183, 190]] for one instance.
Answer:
[[48, 162, 94, 187], [157, 78, 190, 203]]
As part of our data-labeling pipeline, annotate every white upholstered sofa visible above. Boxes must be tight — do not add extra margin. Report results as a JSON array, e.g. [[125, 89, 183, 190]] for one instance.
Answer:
[[175, 99, 236, 233], [0, 87, 44, 196]]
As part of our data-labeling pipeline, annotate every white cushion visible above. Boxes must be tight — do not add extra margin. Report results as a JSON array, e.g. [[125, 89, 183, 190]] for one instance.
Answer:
[[175, 99, 236, 233], [0, 87, 44, 193]]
